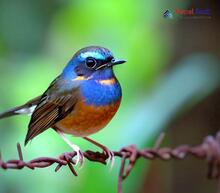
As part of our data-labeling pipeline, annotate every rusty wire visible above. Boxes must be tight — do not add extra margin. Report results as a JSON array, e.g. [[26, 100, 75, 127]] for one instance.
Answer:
[[1, 131, 220, 193]]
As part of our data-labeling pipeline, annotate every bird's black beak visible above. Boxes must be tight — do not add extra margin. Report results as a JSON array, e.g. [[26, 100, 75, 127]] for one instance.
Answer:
[[95, 58, 126, 70], [111, 58, 126, 66]]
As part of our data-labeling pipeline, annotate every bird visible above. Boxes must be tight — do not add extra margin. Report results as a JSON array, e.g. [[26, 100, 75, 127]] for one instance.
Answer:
[[0, 46, 125, 166]]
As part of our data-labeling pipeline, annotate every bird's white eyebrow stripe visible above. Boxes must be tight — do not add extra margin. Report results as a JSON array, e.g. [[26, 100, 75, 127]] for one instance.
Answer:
[[80, 52, 105, 60]]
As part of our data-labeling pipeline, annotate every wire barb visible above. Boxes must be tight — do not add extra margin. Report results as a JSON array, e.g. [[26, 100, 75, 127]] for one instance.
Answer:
[[1, 131, 220, 193]]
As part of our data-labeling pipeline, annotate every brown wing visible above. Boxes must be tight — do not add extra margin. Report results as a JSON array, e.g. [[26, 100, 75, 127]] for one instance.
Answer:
[[25, 76, 79, 145]]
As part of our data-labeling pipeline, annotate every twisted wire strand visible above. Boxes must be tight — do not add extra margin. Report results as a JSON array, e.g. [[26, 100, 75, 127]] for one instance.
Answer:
[[1, 131, 220, 193]]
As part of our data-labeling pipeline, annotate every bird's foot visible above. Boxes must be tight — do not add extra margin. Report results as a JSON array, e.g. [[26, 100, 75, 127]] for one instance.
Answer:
[[83, 137, 115, 169], [101, 146, 115, 169], [69, 143, 84, 167], [57, 130, 84, 167]]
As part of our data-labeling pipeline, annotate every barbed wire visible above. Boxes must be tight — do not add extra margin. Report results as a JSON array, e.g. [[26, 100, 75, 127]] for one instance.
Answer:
[[1, 131, 220, 193]]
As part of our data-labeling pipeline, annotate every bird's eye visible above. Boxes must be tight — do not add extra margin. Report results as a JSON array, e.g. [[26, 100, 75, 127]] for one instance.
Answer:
[[85, 57, 97, 69]]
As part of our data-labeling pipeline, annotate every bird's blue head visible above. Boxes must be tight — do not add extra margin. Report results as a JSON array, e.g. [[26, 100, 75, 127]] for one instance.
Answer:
[[62, 46, 126, 80]]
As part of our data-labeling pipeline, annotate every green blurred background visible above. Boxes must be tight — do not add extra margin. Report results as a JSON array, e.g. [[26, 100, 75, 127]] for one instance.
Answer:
[[0, 0, 219, 193]]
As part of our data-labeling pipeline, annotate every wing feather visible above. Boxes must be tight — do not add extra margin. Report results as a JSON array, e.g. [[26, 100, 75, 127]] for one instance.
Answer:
[[25, 76, 79, 145]]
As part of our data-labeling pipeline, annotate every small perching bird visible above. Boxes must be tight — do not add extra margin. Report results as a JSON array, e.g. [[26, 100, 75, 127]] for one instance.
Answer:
[[0, 46, 125, 166]]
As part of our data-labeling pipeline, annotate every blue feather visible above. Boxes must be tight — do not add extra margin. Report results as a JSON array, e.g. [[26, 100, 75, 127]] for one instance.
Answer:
[[80, 79, 122, 106]]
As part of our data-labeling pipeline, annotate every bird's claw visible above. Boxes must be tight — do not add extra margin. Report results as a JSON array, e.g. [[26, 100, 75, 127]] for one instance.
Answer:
[[74, 148, 84, 168], [56, 130, 84, 168], [102, 147, 115, 170], [82, 137, 115, 169]]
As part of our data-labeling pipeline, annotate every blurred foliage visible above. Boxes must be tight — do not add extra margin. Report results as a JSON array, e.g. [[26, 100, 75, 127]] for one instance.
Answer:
[[0, 0, 219, 193]]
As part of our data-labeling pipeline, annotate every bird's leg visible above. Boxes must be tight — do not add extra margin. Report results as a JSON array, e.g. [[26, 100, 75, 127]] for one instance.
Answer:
[[56, 130, 84, 166], [83, 137, 115, 168]]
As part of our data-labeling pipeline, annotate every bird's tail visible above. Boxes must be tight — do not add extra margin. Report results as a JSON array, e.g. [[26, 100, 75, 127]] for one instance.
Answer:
[[0, 96, 41, 119], [0, 106, 25, 119]]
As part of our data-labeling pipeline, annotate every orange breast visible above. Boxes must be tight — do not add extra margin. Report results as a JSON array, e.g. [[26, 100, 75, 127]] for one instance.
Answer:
[[56, 99, 121, 137]]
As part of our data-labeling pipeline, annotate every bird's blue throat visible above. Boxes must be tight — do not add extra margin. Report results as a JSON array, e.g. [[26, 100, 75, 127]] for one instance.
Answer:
[[80, 77, 122, 106]]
